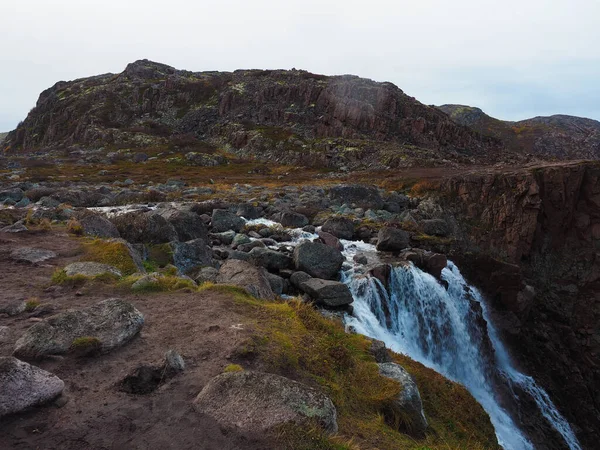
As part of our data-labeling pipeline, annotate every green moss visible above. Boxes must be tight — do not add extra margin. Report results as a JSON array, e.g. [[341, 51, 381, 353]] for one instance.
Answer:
[[223, 364, 244, 373], [24, 298, 41, 312], [70, 336, 102, 356], [82, 239, 138, 275], [51, 269, 119, 287], [147, 243, 174, 267]]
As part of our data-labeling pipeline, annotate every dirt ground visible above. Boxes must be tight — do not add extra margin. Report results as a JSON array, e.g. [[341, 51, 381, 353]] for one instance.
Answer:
[[0, 229, 272, 450]]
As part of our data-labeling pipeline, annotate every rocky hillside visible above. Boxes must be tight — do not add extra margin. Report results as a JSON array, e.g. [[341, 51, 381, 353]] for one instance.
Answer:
[[438, 104, 600, 160], [0, 132, 7, 144], [2, 60, 507, 169]]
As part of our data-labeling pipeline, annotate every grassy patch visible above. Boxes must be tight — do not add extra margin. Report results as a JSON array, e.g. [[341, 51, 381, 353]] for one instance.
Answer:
[[199, 285, 499, 450], [51, 269, 119, 287], [223, 364, 244, 373], [81, 239, 138, 275], [127, 274, 196, 292], [70, 336, 102, 356], [24, 298, 41, 312]]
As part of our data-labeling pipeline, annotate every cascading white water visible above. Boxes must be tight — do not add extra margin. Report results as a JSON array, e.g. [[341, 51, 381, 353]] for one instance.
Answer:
[[344, 259, 582, 450]]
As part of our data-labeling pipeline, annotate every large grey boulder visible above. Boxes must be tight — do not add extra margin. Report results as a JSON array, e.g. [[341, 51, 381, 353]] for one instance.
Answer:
[[299, 278, 353, 307], [10, 247, 57, 264], [249, 247, 293, 271], [211, 209, 245, 233], [157, 208, 208, 242], [399, 249, 447, 279], [170, 239, 213, 273], [0, 188, 24, 203], [216, 259, 275, 300], [64, 262, 122, 278], [0, 357, 64, 417], [322, 217, 354, 240], [79, 214, 120, 238], [194, 371, 338, 434], [317, 230, 344, 251], [277, 211, 309, 228], [112, 211, 178, 244], [13, 299, 144, 359], [376, 227, 410, 252], [378, 362, 428, 436], [293, 241, 344, 280]]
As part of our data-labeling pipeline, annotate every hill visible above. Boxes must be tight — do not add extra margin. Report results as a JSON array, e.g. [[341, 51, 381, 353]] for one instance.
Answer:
[[438, 104, 600, 160]]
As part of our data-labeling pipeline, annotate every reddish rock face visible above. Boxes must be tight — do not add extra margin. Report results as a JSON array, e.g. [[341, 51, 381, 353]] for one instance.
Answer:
[[3, 60, 503, 169], [443, 161, 600, 449]]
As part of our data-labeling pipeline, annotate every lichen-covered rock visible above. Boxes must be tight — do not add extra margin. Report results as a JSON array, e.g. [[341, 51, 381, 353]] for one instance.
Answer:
[[170, 239, 213, 273], [64, 262, 122, 278], [216, 259, 275, 299], [194, 371, 338, 434], [13, 299, 144, 359], [293, 241, 344, 280], [0, 357, 64, 417], [249, 247, 293, 271], [10, 247, 57, 264], [378, 362, 428, 436], [157, 208, 208, 242]]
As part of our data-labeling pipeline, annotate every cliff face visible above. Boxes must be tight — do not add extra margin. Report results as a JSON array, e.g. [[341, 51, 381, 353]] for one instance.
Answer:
[[3, 60, 503, 168], [438, 104, 600, 160], [442, 161, 600, 448]]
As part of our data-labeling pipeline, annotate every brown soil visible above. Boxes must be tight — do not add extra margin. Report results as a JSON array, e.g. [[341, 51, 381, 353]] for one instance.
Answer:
[[0, 229, 272, 449]]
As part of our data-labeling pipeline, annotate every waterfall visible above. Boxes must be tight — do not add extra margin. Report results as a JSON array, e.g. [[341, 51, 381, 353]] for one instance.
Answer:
[[344, 260, 582, 450]]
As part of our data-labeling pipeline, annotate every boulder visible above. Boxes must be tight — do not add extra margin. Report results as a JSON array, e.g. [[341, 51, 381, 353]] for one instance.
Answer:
[[78, 214, 120, 238], [277, 211, 309, 228], [378, 362, 428, 436], [293, 241, 344, 280], [317, 230, 344, 251], [192, 266, 219, 285], [211, 209, 245, 233], [216, 259, 275, 300], [170, 239, 213, 273], [10, 247, 57, 264], [421, 219, 450, 237], [157, 209, 208, 242], [194, 371, 338, 434], [1, 221, 28, 233], [299, 278, 353, 307], [266, 273, 285, 295], [236, 203, 262, 220], [400, 249, 448, 279], [249, 247, 293, 271], [64, 262, 122, 278], [0, 188, 24, 203], [322, 217, 354, 240], [211, 230, 236, 245], [112, 211, 178, 244], [376, 227, 410, 252], [290, 271, 312, 288], [13, 299, 144, 359], [232, 233, 252, 247], [329, 184, 383, 210], [0, 357, 64, 417]]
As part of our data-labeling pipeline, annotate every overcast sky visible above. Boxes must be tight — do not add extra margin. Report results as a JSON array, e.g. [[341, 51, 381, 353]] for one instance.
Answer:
[[2, 0, 599, 131]]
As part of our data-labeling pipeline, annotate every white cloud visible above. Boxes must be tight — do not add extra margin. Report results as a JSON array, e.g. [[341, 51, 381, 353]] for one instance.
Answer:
[[1, 0, 599, 130]]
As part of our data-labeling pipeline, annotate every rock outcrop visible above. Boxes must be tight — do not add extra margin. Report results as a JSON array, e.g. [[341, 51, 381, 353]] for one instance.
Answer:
[[194, 371, 338, 434], [13, 299, 144, 359], [0, 357, 64, 417]]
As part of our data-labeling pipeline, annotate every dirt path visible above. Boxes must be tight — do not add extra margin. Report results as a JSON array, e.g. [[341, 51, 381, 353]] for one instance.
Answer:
[[0, 230, 270, 450]]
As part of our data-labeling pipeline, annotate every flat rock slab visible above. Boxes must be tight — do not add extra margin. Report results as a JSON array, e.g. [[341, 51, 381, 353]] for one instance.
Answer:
[[216, 259, 275, 300], [64, 262, 122, 278], [14, 298, 144, 359], [194, 371, 338, 434], [10, 247, 58, 264], [0, 357, 64, 417]]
